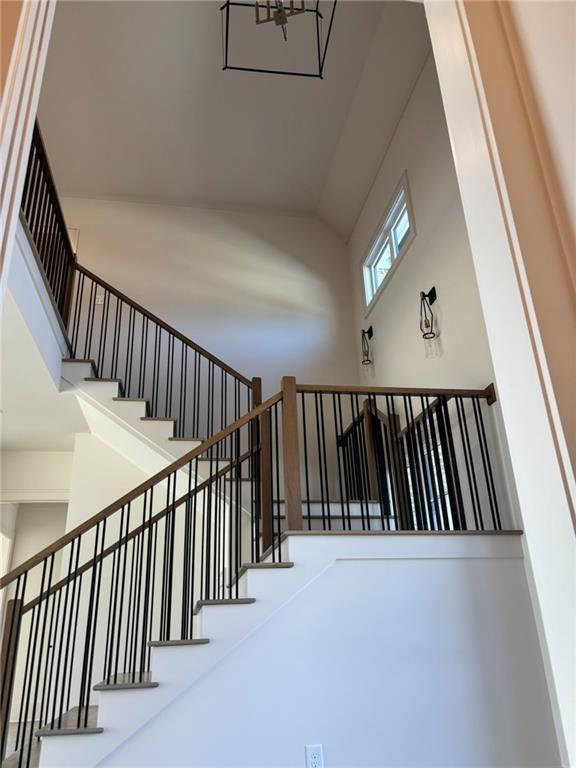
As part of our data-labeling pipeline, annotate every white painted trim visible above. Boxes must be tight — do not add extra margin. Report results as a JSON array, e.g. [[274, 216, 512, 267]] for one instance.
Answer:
[[0, 490, 69, 504], [14, 217, 69, 358], [0, 0, 56, 306], [424, 3, 575, 762]]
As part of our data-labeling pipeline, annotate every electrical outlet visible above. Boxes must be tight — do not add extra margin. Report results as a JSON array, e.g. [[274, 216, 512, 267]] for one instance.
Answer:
[[95, 294, 105, 306], [305, 744, 324, 768]]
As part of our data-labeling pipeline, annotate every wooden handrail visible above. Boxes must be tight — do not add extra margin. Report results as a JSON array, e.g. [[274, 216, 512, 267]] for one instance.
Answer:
[[296, 383, 497, 404], [22, 447, 257, 614], [0, 391, 282, 590], [31, 123, 76, 265], [75, 263, 252, 386], [337, 398, 388, 444]]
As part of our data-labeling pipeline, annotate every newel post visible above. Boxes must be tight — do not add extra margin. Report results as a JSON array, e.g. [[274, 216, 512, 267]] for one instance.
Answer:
[[252, 378, 274, 550], [0, 598, 24, 760], [281, 376, 303, 531]]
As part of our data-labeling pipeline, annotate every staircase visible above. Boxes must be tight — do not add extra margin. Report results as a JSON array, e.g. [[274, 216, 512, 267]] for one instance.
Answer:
[[1, 123, 554, 768]]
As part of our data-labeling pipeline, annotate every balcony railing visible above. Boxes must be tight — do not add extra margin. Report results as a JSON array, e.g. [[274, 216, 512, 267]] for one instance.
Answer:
[[19, 122, 253, 438]]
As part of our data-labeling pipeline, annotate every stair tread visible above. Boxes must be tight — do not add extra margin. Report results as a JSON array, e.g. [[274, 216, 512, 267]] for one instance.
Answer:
[[232, 561, 294, 587], [169, 436, 204, 442], [84, 377, 122, 383], [148, 638, 210, 647], [238, 561, 293, 576], [63, 357, 96, 366], [193, 597, 255, 615], [34, 706, 100, 738], [93, 671, 158, 690], [141, 416, 175, 422], [36, 726, 104, 737], [240, 561, 293, 568]]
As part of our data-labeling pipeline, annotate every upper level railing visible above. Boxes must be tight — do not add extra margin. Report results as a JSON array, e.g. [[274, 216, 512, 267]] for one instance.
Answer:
[[20, 122, 253, 438], [293, 382, 502, 533], [68, 264, 252, 437], [20, 123, 77, 325], [0, 377, 508, 766]]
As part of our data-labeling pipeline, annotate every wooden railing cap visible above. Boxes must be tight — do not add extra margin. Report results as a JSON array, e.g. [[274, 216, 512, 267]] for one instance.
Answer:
[[0, 391, 282, 590]]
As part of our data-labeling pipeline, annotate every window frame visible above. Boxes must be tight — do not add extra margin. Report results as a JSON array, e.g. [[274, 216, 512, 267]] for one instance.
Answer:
[[362, 174, 416, 315]]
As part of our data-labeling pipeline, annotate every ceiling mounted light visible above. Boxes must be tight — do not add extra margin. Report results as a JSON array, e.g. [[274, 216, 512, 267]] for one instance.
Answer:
[[220, 0, 338, 78], [255, 0, 305, 42]]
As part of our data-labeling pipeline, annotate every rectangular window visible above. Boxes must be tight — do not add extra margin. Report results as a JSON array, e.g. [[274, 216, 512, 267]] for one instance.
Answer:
[[363, 178, 415, 309]]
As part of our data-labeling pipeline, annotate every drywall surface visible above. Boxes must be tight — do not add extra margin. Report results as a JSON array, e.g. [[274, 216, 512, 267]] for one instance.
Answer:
[[6, 219, 69, 387], [66, 433, 150, 532], [509, 0, 575, 241], [348, 55, 494, 390], [1, 451, 73, 503], [60, 198, 359, 396], [96, 542, 560, 767], [317, 1, 431, 238], [7, 502, 67, 576]]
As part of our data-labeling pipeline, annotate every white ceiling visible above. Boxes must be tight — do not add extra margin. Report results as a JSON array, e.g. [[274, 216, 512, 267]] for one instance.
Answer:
[[38, 0, 431, 238]]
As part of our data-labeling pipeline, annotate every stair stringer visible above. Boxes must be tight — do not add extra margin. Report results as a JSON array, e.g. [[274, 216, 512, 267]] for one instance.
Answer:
[[60, 360, 203, 475], [36, 532, 529, 768]]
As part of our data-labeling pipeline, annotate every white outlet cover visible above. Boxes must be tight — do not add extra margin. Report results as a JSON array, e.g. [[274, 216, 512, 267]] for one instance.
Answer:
[[305, 744, 324, 768]]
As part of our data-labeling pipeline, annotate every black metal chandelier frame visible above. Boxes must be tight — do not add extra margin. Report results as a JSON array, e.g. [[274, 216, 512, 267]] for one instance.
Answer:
[[220, 1, 338, 79]]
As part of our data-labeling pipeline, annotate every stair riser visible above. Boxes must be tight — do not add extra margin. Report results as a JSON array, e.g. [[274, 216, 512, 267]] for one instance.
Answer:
[[75, 381, 121, 400], [36, 732, 103, 768], [150, 643, 218, 685], [61, 363, 203, 464], [60, 361, 94, 384], [236, 566, 297, 600]]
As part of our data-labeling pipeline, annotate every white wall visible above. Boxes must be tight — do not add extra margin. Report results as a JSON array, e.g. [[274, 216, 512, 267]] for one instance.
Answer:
[[94, 541, 560, 768], [348, 54, 494, 391], [66, 433, 150, 532], [61, 198, 359, 397], [7, 503, 67, 580], [1, 451, 73, 503], [508, 1, 575, 241]]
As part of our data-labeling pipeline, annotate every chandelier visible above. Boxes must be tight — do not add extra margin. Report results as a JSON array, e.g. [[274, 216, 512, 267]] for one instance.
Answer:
[[220, 1, 338, 78]]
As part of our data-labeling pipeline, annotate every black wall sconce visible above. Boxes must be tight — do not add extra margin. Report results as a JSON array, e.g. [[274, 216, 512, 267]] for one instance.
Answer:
[[361, 326, 373, 366], [419, 286, 437, 339], [420, 286, 441, 358]]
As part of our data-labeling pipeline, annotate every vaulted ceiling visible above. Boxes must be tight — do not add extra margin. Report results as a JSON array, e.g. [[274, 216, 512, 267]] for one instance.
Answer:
[[38, 0, 431, 238]]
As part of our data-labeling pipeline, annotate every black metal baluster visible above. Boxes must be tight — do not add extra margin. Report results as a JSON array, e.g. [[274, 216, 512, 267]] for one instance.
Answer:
[[52, 539, 79, 726], [300, 393, 312, 528], [455, 397, 482, 529], [350, 394, 370, 529], [18, 559, 49, 763], [422, 397, 449, 531], [113, 507, 131, 682], [474, 399, 501, 530], [407, 397, 433, 531], [83, 520, 107, 726], [437, 396, 466, 530], [313, 393, 327, 530]]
